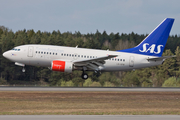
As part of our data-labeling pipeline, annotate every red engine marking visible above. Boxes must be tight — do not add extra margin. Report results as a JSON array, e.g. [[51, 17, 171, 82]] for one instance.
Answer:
[[52, 60, 65, 72]]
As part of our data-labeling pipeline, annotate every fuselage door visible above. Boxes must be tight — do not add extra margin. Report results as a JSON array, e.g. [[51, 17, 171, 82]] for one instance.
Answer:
[[129, 56, 134, 67], [28, 46, 33, 57]]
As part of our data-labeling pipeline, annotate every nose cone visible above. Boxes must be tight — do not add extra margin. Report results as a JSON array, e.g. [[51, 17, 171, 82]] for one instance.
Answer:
[[3, 52, 7, 58], [3, 51, 11, 59]]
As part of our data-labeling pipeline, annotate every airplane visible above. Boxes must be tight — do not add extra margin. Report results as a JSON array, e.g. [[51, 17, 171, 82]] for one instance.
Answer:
[[2, 18, 175, 79]]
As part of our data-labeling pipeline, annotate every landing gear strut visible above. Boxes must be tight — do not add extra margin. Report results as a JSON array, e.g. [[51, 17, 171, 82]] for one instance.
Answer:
[[81, 72, 88, 80]]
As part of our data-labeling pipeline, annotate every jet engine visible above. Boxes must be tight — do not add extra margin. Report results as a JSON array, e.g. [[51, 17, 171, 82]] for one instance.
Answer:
[[51, 60, 73, 73]]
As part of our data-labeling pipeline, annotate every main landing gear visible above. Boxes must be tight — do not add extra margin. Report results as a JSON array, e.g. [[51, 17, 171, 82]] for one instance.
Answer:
[[81, 71, 88, 79]]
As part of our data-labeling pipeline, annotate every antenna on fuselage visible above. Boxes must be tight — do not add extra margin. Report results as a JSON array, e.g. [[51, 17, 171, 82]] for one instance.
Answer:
[[76, 45, 78, 48]]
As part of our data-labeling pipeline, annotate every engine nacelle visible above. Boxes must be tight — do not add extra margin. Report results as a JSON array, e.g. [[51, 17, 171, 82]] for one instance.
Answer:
[[51, 60, 73, 73]]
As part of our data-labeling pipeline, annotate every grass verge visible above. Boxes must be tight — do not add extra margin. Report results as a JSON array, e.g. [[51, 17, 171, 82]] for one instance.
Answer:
[[0, 91, 179, 115]]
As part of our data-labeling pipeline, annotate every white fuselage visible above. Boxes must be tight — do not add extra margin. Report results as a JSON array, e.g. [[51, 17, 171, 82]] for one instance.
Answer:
[[3, 44, 163, 72]]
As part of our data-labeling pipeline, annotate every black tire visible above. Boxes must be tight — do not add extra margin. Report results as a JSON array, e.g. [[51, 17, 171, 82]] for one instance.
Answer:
[[81, 73, 88, 80], [22, 68, 26, 72]]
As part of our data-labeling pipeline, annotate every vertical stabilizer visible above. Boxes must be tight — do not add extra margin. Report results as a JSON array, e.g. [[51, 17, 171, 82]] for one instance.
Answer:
[[117, 18, 174, 57]]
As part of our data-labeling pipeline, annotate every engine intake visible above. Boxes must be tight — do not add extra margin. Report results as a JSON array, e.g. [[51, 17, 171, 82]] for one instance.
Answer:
[[51, 60, 73, 73]]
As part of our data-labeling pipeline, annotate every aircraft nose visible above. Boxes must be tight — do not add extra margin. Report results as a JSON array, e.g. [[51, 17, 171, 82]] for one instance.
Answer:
[[3, 52, 7, 57], [3, 51, 10, 59]]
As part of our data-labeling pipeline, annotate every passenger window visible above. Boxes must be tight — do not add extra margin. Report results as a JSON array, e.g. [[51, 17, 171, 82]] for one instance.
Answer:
[[64, 54, 66, 56], [67, 54, 68, 56], [41, 52, 43, 54], [69, 54, 71, 57], [56, 53, 57, 55], [84, 56, 86, 58], [78, 55, 80, 57], [44, 52, 46, 54], [61, 53, 63, 56], [18, 49, 20, 51], [81, 55, 83, 58], [90, 56, 92, 58], [36, 51, 37, 53], [87, 56, 89, 58], [72, 54, 74, 57], [50, 52, 51, 55], [123, 59, 125, 62], [47, 52, 48, 54]]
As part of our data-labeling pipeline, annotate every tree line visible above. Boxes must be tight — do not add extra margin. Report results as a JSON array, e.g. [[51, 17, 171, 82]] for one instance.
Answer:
[[0, 26, 180, 87]]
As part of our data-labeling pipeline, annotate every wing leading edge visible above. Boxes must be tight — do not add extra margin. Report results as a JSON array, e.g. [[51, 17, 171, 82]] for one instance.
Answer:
[[72, 55, 118, 71]]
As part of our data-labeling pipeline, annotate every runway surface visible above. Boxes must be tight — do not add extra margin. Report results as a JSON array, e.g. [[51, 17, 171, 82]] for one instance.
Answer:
[[0, 86, 179, 91], [0, 88, 179, 119], [0, 115, 180, 120]]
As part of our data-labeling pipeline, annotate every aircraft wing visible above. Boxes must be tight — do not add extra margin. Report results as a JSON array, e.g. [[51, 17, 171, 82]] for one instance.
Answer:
[[72, 55, 117, 71]]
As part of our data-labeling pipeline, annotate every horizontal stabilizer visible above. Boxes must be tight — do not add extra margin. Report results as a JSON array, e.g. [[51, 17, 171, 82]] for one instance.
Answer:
[[147, 56, 176, 61]]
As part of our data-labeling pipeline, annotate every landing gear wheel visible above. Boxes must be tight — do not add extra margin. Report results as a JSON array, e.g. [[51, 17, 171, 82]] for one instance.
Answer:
[[22, 68, 26, 72], [82, 73, 88, 80]]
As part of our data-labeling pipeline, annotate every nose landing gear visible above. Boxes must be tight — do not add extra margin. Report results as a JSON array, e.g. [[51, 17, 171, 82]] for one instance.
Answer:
[[22, 67, 26, 72]]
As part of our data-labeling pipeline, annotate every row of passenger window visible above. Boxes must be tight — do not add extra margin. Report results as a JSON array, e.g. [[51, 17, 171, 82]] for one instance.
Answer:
[[36, 51, 58, 55], [35, 51, 125, 62], [62, 53, 125, 62], [61, 53, 97, 58], [109, 58, 125, 62]]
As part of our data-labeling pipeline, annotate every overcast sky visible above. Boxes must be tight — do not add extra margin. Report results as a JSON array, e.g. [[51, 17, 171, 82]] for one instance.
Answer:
[[0, 0, 180, 35]]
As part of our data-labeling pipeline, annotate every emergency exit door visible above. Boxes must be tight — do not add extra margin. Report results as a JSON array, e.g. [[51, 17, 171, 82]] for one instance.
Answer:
[[129, 56, 134, 67], [28, 46, 33, 57]]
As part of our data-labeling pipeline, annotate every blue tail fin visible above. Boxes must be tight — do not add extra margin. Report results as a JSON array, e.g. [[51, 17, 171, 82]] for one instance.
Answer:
[[117, 18, 174, 57]]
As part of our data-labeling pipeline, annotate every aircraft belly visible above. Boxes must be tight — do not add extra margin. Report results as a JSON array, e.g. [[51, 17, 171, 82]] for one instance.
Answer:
[[102, 58, 163, 72], [103, 62, 130, 71], [33, 59, 51, 67]]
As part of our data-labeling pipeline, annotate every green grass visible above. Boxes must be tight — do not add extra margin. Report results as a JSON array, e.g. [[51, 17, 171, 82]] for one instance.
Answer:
[[0, 91, 179, 115]]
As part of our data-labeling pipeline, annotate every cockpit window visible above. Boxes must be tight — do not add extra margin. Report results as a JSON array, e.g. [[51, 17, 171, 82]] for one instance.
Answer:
[[12, 48, 20, 51]]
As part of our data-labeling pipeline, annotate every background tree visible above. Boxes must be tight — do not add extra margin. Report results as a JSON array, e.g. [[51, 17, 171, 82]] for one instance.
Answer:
[[0, 26, 180, 87]]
